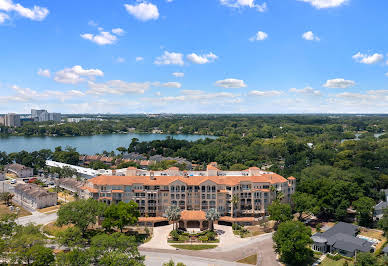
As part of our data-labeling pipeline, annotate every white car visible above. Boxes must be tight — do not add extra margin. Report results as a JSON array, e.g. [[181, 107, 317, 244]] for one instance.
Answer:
[[10, 179, 16, 184]]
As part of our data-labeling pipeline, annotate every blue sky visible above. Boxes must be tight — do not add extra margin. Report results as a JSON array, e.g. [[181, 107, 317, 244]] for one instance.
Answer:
[[0, 0, 388, 114]]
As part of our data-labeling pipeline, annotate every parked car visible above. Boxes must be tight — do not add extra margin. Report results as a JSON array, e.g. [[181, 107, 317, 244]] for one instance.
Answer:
[[10, 179, 16, 184]]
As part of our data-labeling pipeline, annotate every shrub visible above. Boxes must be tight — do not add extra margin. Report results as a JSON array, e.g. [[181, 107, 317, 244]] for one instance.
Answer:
[[178, 235, 189, 241], [327, 254, 342, 261], [170, 230, 180, 241], [206, 231, 217, 241], [198, 235, 208, 242], [232, 223, 241, 230]]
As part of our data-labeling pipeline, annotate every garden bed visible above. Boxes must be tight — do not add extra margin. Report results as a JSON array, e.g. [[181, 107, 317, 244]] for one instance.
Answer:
[[168, 229, 219, 243], [171, 244, 218, 250]]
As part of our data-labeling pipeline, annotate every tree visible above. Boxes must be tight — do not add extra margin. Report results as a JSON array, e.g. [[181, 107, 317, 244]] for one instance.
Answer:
[[354, 252, 378, 266], [231, 194, 240, 218], [56, 226, 87, 247], [56, 248, 91, 266], [0, 213, 17, 236], [102, 201, 140, 232], [0, 192, 14, 205], [116, 147, 127, 155], [164, 205, 181, 230], [292, 192, 318, 221], [273, 221, 313, 266], [206, 208, 220, 231], [378, 208, 388, 235], [163, 259, 186, 266], [90, 233, 144, 265], [268, 201, 293, 226], [9, 224, 46, 265], [56, 199, 106, 235], [25, 245, 55, 266], [353, 197, 375, 227]]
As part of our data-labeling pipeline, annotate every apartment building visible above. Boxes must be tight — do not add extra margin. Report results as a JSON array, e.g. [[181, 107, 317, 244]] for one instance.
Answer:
[[2, 113, 21, 127], [81, 163, 296, 221]]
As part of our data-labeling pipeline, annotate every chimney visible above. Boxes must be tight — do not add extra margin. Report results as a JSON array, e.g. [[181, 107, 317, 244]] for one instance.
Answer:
[[150, 171, 155, 180]]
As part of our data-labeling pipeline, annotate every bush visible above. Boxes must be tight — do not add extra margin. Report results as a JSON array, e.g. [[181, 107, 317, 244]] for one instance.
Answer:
[[232, 223, 241, 230], [327, 254, 342, 261], [178, 235, 189, 241], [170, 230, 180, 241], [198, 235, 208, 242], [206, 231, 217, 241]]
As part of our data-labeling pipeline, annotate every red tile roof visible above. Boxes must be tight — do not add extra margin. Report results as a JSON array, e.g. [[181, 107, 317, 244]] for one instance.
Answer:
[[181, 210, 206, 221], [288, 176, 296, 180], [219, 216, 255, 222]]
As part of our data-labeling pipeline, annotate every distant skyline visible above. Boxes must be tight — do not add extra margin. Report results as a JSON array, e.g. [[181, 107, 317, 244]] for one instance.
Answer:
[[1, 0, 388, 114]]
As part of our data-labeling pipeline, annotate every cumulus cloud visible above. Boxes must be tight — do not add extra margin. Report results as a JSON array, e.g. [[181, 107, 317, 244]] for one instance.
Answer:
[[172, 72, 184, 78], [302, 31, 320, 41], [215, 78, 247, 88], [154, 51, 184, 66], [37, 68, 51, 78], [116, 57, 125, 63], [112, 28, 125, 36], [352, 52, 384, 64], [187, 52, 218, 64], [0, 0, 49, 21], [0, 12, 9, 23], [249, 31, 268, 42], [249, 90, 282, 96], [54, 65, 104, 84], [298, 0, 348, 9], [81, 26, 126, 46], [220, 0, 267, 12], [150, 90, 241, 105], [87, 80, 151, 95], [124, 2, 159, 21], [289, 86, 321, 95], [136, 56, 144, 62], [162, 82, 182, 88], [323, 78, 355, 88]]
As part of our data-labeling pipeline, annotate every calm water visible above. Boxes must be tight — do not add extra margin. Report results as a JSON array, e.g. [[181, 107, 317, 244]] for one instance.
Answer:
[[0, 133, 215, 154]]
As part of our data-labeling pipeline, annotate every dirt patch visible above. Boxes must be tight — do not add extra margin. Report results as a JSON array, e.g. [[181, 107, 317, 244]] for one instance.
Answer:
[[0, 203, 31, 217]]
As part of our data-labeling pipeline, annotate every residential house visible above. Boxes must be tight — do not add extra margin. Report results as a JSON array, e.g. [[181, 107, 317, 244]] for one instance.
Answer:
[[5, 163, 33, 178], [311, 222, 374, 257], [14, 183, 57, 209]]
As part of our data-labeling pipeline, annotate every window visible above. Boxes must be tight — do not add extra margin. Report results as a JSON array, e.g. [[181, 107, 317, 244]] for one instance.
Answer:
[[176, 186, 180, 192], [202, 186, 206, 192], [170, 186, 175, 192], [181, 186, 185, 192]]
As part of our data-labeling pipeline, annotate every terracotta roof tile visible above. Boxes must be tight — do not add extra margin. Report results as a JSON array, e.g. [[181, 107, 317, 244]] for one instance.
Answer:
[[138, 217, 168, 223], [181, 210, 206, 221]]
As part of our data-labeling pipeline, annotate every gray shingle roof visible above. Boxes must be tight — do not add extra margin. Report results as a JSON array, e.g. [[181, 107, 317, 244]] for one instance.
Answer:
[[374, 201, 388, 211], [383, 246, 388, 253]]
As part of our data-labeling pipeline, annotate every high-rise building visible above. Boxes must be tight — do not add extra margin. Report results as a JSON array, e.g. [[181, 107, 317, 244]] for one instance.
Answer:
[[4, 113, 21, 127], [31, 109, 61, 122]]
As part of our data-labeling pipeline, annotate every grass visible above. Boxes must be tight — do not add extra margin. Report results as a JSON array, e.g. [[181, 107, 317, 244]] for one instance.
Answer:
[[38, 205, 59, 213], [237, 254, 257, 265], [42, 221, 72, 236], [359, 228, 387, 252], [171, 244, 218, 250], [321, 257, 353, 266], [0, 203, 31, 217], [58, 192, 75, 202]]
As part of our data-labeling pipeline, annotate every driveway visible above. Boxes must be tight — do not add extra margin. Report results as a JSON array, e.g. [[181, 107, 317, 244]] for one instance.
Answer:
[[140, 224, 175, 250]]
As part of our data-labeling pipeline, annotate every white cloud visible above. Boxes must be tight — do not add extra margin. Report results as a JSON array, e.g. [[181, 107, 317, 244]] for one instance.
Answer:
[[249, 31, 268, 42], [289, 86, 321, 95], [155, 51, 184, 66], [385, 72, 388, 77], [88, 20, 98, 26], [124, 2, 159, 21], [249, 90, 282, 96], [220, 0, 267, 12], [136, 56, 144, 62], [0, 0, 49, 21], [302, 31, 320, 41], [54, 65, 104, 84], [81, 31, 118, 46], [116, 57, 125, 63], [150, 90, 240, 105], [215, 78, 246, 88], [323, 78, 355, 88], [352, 52, 384, 64], [37, 68, 51, 78], [87, 80, 151, 95], [187, 52, 218, 64], [172, 72, 184, 78], [112, 28, 125, 36], [298, 0, 348, 9], [0, 12, 9, 23], [162, 82, 182, 88]]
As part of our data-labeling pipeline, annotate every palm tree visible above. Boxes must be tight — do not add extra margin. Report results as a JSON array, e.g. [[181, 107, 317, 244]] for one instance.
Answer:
[[231, 194, 240, 218], [206, 208, 220, 231], [164, 205, 181, 230], [276, 191, 285, 202]]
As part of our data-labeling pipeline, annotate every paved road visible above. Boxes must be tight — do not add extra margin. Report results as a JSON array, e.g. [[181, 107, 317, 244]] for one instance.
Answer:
[[16, 212, 57, 226], [143, 251, 242, 266], [140, 232, 278, 266]]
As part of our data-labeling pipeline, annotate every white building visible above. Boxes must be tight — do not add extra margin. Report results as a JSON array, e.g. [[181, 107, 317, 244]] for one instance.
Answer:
[[14, 183, 57, 209]]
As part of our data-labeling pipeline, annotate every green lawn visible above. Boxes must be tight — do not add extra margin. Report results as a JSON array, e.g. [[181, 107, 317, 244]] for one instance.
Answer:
[[171, 244, 218, 250], [321, 257, 353, 266], [237, 254, 257, 265]]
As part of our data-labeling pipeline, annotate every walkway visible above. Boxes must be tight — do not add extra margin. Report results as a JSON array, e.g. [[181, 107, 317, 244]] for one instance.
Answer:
[[16, 211, 57, 226], [140, 224, 175, 250]]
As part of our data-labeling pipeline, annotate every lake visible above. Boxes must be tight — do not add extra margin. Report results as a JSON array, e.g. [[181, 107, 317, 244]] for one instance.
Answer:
[[0, 133, 216, 154]]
